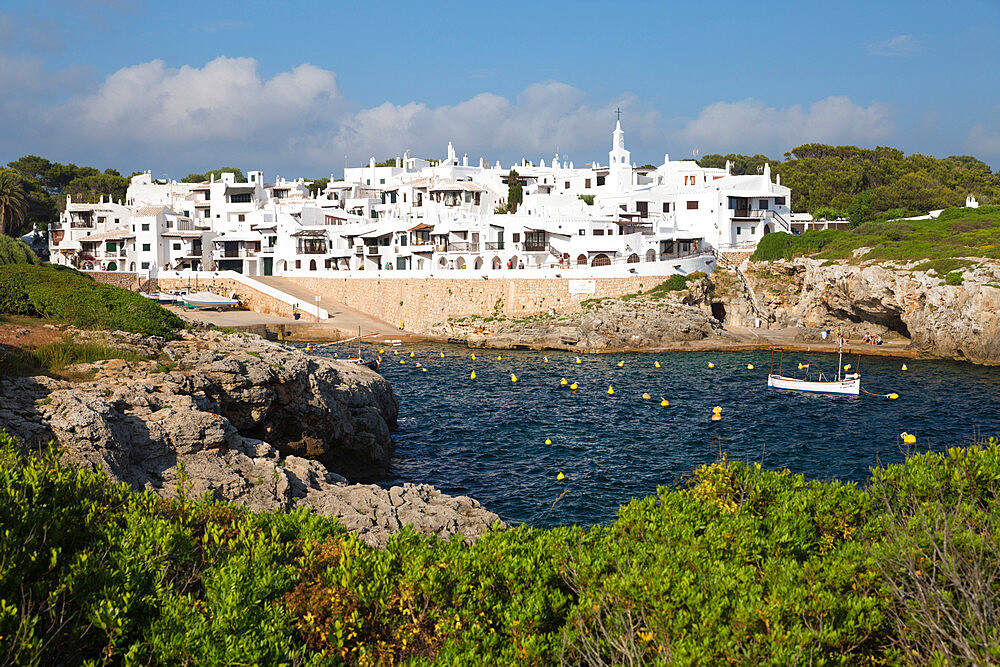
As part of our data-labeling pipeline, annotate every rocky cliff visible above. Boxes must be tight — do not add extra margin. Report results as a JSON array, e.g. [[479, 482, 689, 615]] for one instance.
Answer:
[[725, 258, 1000, 365], [429, 276, 731, 351], [0, 330, 500, 546]]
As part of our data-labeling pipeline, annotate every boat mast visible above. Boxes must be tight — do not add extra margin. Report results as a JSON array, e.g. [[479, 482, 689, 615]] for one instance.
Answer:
[[837, 339, 843, 381]]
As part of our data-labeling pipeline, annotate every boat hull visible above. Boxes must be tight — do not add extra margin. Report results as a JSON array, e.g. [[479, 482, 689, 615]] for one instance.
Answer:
[[767, 374, 860, 395]]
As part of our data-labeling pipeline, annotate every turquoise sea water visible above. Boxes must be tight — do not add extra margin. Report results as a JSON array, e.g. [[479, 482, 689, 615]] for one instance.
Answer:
[[313, 344, 1000, 528]]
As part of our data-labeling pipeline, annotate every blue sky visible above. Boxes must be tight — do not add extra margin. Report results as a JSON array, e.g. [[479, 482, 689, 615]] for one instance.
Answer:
[[2, 0, 999, 177]]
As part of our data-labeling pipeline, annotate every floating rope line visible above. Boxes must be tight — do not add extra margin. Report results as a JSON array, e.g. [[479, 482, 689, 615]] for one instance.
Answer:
[[862, 386, 899, 399]]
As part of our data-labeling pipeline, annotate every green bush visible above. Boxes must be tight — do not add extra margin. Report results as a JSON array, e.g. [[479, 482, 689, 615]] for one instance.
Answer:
[[0, 235, 40, 266], [2, 428, 997, 664], [0, 264, 183, 337]]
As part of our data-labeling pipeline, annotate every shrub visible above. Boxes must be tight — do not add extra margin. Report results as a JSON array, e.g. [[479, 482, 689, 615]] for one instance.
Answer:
[[1, 428, 998, 664], [0, 235, 39, 266], [0, 264, 183, 337]]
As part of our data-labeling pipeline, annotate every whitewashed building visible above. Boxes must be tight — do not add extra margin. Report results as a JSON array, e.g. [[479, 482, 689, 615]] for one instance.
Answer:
[[50, 121, 803, 279]]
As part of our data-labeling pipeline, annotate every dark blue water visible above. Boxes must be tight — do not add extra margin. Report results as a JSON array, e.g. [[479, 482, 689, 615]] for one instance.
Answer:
[[313, 344, 1000, 528]]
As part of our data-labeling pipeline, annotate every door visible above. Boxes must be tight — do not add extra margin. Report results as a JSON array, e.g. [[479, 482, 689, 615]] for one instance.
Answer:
[[263, 257, 273, 275]]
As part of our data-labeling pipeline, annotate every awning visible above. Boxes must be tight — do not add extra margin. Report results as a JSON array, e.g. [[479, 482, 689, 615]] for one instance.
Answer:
[[408, 222, 434, 231], [291, 229, 328, 237]]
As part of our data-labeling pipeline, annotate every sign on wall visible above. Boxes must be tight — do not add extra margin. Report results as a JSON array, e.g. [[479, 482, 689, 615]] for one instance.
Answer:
[[568, 279, 596, 294]]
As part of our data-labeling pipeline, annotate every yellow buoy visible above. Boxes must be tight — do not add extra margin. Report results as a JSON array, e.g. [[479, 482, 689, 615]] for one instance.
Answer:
[[400, 359, 405, 364], [798, 363, 804, 370], [409, 352, 415, 357], [711, 413, 722, 421], [889, 393, 899, 400], [712, 406, 722, 414], [570, 382, 578, 390], [470, 370, 476, 379], [901, 364, 908, 371], [708, 362, 715, 368], [440, 352, 445, 358], [844, 364, 852, 371], [497, 355, 502, 361], [901, 432, 916, 445], [471, 353, 476, 360], [415, 363, 422, 368], [393, 350, 399, 355], [642, 392, 651, 400], [379, 349, 385, 354], [543, 356, 549, 362], [333, 353, 338, 357], [575, 357, 582, 364], [556, 472, 565, 481], [305, 344, 311, 353], [560, 378, 568, 386], [617, 361, 624, 368], [747, 364, 754, 370], [660, 398, 670, 407], [607, 385, 615, 396], [421, 368, 427, 372], [511, 373, 518, 383], [654, 361, 661, 368], [545, 438, 552, 445]]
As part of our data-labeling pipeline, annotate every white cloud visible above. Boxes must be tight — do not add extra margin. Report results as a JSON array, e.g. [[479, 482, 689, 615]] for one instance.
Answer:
[[675, 96, 895, 155], [868, 34, 919, 57], [61, 56, 342, 145]]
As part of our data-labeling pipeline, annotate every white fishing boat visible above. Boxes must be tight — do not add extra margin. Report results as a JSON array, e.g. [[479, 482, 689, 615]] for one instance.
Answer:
[[178, 290, 240, 310], [766, 346, 860, 395]]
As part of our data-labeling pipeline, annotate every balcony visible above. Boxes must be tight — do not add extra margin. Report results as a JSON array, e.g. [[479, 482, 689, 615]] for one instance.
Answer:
[[296, 247, 328, 255], [484, 242, 505, 251], [215, 248, 257, 258], [523, 241, 547, 252], [446, 242, 472, 252]]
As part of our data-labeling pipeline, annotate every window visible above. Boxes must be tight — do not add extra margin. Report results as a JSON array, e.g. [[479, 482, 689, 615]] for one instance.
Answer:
[[736, 226, 742, 235], [564, 182, 570, 189], [597, 175, 605, 186], [402, 193, 407, 203], [758, 199, 770, 210], [173, 243, 181, 250], [578, 229, 586, 236], [295, 260, 301, 269], [585, 179, 591, 188], [141, 262, 150, 269], [366, 179, 371, 185], [379, 178, 385, 185], [594, 229, 605, 236], [268, 236, 277, 247], [662, 202, 671, 213], [238, 214, 245, 222], [774, 196, 785, 205], [205, 192, 210, 201], [183, 210, 189, 217], [142, 243, 151, 251], [686, 201, 699, 210], [512, 233, 520, 243], [141, 223, 150, 231], [105, 242, 116, 252], [229, 193, 252, 203]]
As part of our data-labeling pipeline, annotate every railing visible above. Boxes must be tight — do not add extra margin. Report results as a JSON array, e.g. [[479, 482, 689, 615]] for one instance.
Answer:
[[366, 246, 381, 254], [446, 242, 473, 252], [523, 241, 547, 252], [216, 248, 257, 258], [297, 247, 327, 255], [484, 242, 505, 251]]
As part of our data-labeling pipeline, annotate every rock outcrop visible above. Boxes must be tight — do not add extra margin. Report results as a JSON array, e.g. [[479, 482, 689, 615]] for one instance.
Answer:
[[0, 330, 501, 546], [430, 276, 731, 351], [726, 258, 1000, 365]]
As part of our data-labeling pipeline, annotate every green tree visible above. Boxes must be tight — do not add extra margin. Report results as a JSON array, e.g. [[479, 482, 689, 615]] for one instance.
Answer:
[[0, 171, 28, 237], [507, 169, 522, 213], [65, 172, 128, 205], [309, 177, 330, 197]]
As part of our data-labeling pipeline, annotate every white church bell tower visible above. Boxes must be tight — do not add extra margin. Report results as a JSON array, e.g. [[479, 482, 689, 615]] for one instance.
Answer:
[[608, 119, 631, 193]]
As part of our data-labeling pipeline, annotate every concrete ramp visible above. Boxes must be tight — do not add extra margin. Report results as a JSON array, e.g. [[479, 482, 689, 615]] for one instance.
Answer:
[[253, 276, 402, 337]]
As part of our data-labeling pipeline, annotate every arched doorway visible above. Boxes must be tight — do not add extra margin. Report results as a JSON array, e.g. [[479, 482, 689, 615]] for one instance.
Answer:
[[454, 256, 466, 269], [591, 254, 611, 267], [438, 256, 449, 268], [106, 261, 118, 271], [627, 253, 639, 264], [278, 260, 287, 272], [577, 254, 587, 265], [474, 256, 484, 270], [492, 256, 502, 269], [645, 249, 656, 262], [129, 262, 136, 271], [762, 223, 773, 236], [508, 255, 519, 269], [309, 259, 317, 271]]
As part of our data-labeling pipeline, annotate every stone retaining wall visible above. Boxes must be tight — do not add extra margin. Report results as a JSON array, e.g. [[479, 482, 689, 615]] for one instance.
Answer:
[[285, 275, 662, 333]]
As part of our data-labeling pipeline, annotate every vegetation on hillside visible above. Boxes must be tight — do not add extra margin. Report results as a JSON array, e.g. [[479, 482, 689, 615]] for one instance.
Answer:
[[0, 264, 184, 337], [0, 171, 29, 237], [0, 336, 146, 380], [700, 144, 1000, 225], [751, 206, 1000, 271], [0, 428, 996, 664], [0, 235, 40, 266], [581, 272, 707, 309]]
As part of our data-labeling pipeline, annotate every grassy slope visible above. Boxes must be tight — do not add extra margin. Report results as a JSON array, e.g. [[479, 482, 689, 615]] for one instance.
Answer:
[[1, 427, 997, 665], [752, 206, 1000, 275]]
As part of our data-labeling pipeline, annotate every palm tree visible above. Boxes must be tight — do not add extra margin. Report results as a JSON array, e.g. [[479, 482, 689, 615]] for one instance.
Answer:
[[0, 171, 28, 237]]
